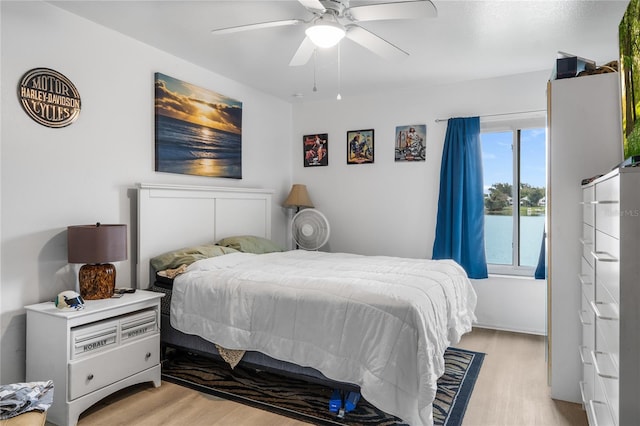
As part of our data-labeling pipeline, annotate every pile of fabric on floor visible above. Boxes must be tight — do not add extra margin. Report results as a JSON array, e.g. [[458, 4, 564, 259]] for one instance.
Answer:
[[0, 381, 54, 420]]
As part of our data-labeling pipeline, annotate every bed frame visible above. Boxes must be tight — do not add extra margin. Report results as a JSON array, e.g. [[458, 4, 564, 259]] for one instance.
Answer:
[[137, 183, 273, 289], [136, 183, 357, 390]]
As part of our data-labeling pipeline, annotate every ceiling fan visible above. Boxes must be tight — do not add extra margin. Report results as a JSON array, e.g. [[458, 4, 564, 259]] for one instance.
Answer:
[[211, 0, 437, 66]]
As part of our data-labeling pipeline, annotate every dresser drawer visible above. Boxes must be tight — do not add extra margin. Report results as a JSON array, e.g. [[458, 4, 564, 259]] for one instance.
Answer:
[[595, 175, 619, 203], [592, 375, 617, 426], [601, 375, 619, 426], [583, 202, 595, 227], [595, 175, 619, 239], [595, 202, 620, 239], [594, 230, 620, 304], [595, 313, 619, 365], [582, 223, 595, 267], [581, 365, 595, 405], [583, 185, 595, 203], [68, 334, 159, 400], [583, 186, 595, 226], [580, 261, 594, 302], [583, 185, 595, 227], [581, 292, 595, 348], [594, 274, 619, 363]]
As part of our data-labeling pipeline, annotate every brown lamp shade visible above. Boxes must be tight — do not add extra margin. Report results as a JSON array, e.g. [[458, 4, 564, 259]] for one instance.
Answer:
[[68, 223, 127, 264], [68, 223, 127, 300], [283, 184, 314, 209]]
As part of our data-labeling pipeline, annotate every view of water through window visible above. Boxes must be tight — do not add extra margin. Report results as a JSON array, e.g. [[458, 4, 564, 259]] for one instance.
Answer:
[[482, 128, 546, 267]]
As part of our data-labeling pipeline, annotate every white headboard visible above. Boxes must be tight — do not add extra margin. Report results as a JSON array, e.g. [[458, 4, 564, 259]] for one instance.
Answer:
[[136, 183, 273, 289]]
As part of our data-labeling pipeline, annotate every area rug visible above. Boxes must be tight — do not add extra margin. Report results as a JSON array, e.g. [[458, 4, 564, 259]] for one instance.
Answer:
[[162, 347, 484, 426]]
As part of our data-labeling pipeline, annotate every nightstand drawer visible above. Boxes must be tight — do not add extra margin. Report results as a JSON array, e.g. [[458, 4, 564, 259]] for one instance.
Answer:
[[120, 309, 158, 343], [68, 334, 159, 400], [71, 319, 119, 359], [70, 308, 158, 360]]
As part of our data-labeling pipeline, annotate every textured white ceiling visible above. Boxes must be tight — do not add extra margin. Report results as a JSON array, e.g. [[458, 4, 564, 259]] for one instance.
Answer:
[[49, 0, 630, 101]]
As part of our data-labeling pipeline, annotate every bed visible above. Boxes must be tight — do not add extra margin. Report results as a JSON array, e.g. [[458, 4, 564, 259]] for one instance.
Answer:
[[136, 183, 477, 426]]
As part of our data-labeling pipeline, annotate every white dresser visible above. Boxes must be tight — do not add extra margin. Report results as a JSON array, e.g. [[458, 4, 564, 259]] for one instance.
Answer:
[[25, 290, 163, 426], [580, 167, 640, 425]]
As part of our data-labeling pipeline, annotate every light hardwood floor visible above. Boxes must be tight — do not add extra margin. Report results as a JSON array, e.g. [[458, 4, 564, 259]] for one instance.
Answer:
[[456, 328, 586, 426], [70, 328, 587, 426]]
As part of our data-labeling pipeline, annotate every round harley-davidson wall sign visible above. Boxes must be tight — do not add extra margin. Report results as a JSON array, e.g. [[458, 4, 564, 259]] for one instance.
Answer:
[[18, 68, 81, 128]]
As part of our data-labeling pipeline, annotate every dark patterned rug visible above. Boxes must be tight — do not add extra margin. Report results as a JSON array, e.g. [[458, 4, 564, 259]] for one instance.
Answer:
[[162, 347, 483, 426]]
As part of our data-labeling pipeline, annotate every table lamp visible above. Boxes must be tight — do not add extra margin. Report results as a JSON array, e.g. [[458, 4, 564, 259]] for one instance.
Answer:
[[67, 223, 127, 300], [283, 184, 314, 213]]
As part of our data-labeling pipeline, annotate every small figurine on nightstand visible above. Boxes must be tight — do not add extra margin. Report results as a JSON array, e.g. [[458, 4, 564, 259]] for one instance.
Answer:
[[54, 291, 85, 310]]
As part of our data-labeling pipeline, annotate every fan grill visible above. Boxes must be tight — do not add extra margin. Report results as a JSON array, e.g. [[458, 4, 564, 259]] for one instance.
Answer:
[[292, 208, 330, 250]]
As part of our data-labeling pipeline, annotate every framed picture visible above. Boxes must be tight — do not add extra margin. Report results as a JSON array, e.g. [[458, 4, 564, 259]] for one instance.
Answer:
[[154, 72, 243, 179], [395, 124, 426, 162], [620, 0, 640, 159], [303, 133, 328, 167], [347, 129, 374, 164]]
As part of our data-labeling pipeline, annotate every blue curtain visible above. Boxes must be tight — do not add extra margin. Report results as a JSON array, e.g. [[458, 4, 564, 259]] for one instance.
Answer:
[[534, 230, 546, 279], [432, 117, 488, 279]]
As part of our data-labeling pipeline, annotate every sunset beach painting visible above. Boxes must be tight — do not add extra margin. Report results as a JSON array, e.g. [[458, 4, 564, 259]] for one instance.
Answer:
[[154, 73, 242, 178]]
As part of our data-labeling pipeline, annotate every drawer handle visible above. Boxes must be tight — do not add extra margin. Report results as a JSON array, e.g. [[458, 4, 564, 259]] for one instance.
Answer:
[[578, 310, 592, 326], [589, 301, 619, 321], [587, 400, 615, 426], [579, 237, 592, 247], [578, 274, 592, 286], [87, 373, 94, 381], [590, 350, 619, 379], [591, 251, 619, 262], [579, 346, 592, 365], [579, 381, 588, 406], [145, 352, 151, 360]]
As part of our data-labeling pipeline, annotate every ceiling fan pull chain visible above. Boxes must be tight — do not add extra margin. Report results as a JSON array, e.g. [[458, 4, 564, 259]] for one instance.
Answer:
[[313, 49, 318, 92], [337, 43, 342, 100]]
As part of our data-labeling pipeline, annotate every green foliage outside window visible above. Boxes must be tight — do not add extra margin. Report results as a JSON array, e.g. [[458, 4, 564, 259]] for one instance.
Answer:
[[484, 182, 546, 216]]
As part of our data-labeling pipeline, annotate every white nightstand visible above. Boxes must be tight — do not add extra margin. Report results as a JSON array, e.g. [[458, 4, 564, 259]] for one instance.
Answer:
[[25, 290, 163, 426]]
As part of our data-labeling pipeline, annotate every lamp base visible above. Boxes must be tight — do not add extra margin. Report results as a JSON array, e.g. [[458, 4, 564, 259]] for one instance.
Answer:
[[79, 263, 116, 300]]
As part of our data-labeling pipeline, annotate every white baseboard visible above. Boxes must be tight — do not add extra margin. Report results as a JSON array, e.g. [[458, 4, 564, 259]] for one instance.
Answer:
[[473, 322, 547, 336]]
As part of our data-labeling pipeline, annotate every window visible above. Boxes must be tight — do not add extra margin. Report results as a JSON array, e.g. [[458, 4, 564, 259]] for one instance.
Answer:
[[481, 117, 546, 275]]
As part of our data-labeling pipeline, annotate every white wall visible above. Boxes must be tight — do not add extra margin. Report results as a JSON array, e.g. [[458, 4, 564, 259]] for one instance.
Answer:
[[0, 2, 293, 384], [292, 70, 551, 335], [472, 276, 546, 335], [292, 71, 550, 256]]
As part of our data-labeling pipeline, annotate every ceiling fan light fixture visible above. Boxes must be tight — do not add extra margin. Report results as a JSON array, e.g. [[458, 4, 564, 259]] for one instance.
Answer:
[[305, 20, 345, 48]]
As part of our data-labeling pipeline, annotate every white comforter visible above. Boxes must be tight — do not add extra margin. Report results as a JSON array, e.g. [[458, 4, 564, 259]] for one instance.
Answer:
[[170, 250, 477, 425]]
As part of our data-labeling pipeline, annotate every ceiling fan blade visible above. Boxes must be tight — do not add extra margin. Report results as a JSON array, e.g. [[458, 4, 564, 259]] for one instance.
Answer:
[[345, 25, 408, 60], [347, 0, 437, 22], [289, 37, 316, 66], [298, 0, 325, 12], [211, 19, 304, 35]]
